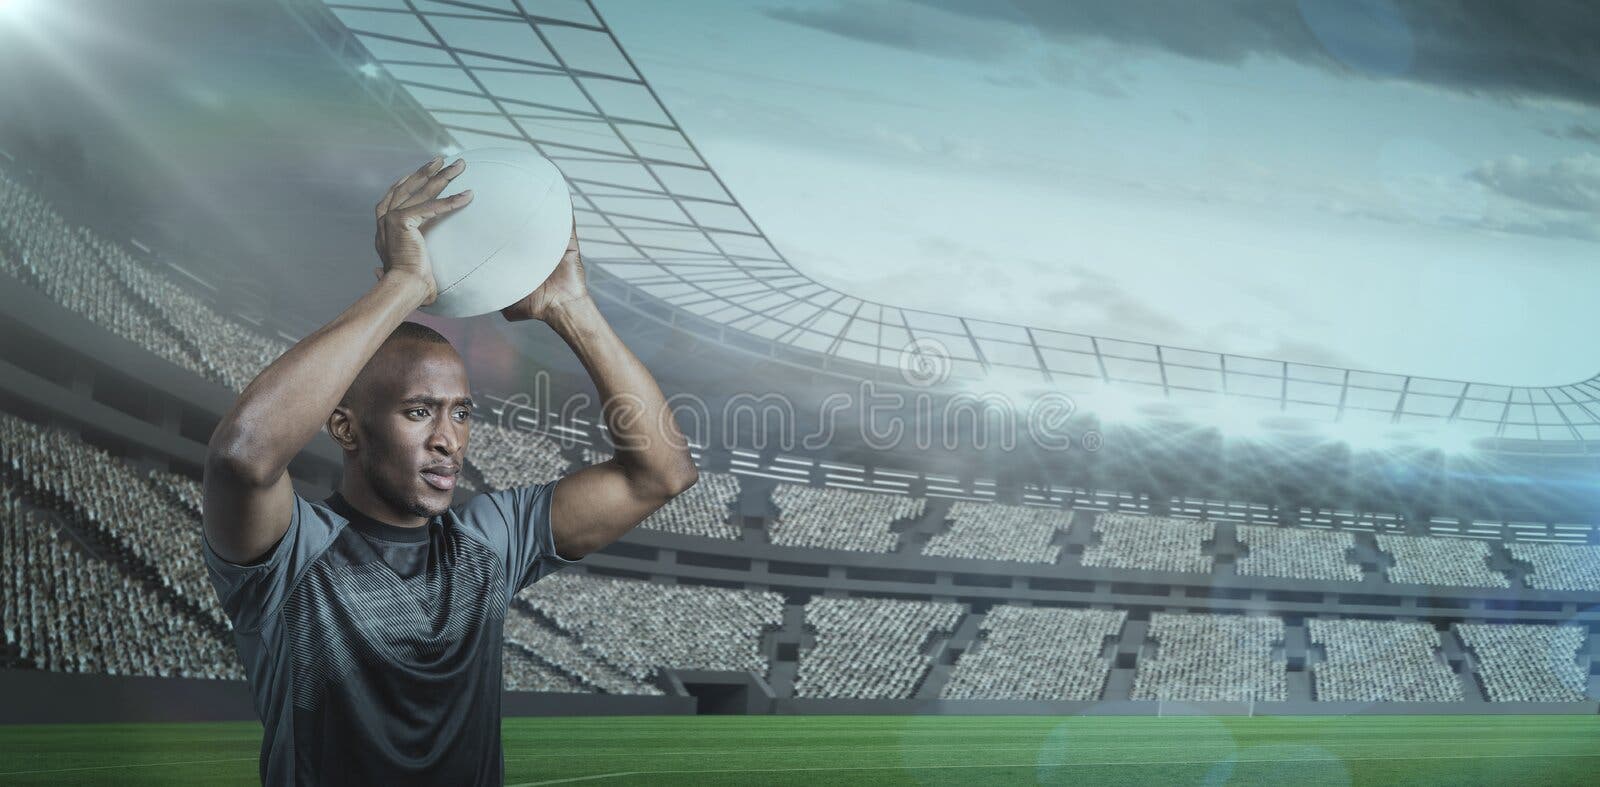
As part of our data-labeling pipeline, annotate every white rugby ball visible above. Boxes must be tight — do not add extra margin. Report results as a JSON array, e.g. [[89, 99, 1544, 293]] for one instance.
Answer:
[[418, 147, 573, 318]]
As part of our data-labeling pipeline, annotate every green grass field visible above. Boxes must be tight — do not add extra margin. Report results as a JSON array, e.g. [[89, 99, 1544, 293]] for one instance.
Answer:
[[1, 715, 1597, 785]]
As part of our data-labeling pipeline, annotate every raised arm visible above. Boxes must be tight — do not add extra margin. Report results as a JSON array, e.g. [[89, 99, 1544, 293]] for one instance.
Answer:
[[203, 156, 472, 564], [500, 224, 698, 559]]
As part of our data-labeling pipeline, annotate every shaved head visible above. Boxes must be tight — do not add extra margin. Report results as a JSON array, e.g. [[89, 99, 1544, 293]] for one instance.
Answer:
[[339, 321, 454, 413]]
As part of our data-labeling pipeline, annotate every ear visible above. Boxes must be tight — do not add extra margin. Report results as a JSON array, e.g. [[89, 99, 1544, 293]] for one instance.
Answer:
[[327, 406, 360, 452]]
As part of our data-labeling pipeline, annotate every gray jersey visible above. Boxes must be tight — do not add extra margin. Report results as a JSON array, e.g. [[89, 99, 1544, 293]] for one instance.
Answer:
[[203, 480, 577, 785]]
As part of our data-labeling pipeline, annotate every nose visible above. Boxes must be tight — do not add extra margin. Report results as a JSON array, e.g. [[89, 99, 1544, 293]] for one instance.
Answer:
[[428, 418, 461, 457]]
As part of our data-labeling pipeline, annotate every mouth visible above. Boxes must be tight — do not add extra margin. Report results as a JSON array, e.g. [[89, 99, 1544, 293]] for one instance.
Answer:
[[420, 469, 458, 491]]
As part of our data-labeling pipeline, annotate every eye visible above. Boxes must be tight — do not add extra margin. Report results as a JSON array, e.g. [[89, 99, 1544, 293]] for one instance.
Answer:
[[407, 408, 428, 418], [453, 409, 470, 421]]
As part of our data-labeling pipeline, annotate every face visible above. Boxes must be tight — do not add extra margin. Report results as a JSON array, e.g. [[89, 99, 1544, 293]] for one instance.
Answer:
[[337, 341, 473, 520]]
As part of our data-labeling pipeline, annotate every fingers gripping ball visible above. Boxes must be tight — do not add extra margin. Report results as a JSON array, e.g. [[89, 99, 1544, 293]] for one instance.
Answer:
[[417, 147, 574, 318]]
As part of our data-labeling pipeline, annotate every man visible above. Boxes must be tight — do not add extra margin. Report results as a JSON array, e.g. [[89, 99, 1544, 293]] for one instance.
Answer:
[[201, 155, 697, 785]]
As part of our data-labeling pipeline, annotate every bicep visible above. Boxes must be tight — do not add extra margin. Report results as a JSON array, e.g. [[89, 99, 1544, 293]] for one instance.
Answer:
[[548, 458, 673, 559], [202, 457, 294, 566]]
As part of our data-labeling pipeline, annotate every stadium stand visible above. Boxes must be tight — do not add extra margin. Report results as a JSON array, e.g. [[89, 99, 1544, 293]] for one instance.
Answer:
[[1131, 612, 1286, 702], [1236, 525, 1362, 582], [1507, 543, 1600, 592], [1308, 619, 1462, 702], [518, 573, 783, 680], [795, 597, 963, 698], [502, 606, 662, 695], [2, 478, 242, 679], [921, 500, 1070, 563], [86, 234, 289, 394], [634, 470, 741, 541], [146, 468, 204, 518], [1082, 513, 1214, 573], [466, 419, 572, 490], [0, 413, 227, 626], [768, 483, 923, 553], [1375, 534, 1510, 588], [1458, 624, 1588, 702], [0, 169, 208, 379], [941, 606, 1125, 700], [501, 644, 591, 694]]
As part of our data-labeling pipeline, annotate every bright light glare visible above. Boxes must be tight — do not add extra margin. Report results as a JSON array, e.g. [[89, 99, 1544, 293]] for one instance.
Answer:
[[969, 369, 1052, 407], [1423, 424, 1480, 455], [1335, 418, 1397, 452], [1073, 383, 1143, 424], [1210, 400, 1267, 440], [0, 0, 43, 24]]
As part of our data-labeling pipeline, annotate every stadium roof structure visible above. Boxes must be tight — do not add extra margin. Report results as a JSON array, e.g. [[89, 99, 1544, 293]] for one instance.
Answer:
[[290, 0, 1600, 455]]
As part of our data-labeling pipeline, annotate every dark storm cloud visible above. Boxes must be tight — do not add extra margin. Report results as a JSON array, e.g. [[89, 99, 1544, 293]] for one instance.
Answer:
[[768, 0, 1600, 107]]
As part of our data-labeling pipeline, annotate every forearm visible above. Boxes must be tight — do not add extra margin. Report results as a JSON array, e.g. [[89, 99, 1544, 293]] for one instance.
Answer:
[[208, 273, 431, 479], [544, 296, 697, 494]]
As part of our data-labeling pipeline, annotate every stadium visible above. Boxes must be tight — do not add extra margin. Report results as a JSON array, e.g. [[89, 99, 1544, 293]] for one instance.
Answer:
[[2, 0, 1598, 784]]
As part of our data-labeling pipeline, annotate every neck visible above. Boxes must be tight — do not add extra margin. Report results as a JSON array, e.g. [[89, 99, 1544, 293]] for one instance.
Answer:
[[335, 475, 429, 528]]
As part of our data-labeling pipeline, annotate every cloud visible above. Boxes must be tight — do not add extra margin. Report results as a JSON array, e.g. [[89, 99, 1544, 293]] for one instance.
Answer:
[[1450, 213, 1600, 243], [1543, 123, 1600, 146], [771, 0, 1600, 108], [1468, 152, 1600, 212], [763, 1, 1019, 62]]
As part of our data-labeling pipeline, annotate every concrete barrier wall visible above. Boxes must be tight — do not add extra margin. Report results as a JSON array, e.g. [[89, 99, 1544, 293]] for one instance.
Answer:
[[0, 671, 693, 725], [2, 670, 1593, 724]]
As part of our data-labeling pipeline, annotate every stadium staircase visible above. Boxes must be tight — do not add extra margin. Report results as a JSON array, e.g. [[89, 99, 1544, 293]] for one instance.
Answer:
[[0, 463, 233, 644], [891, 498, 952, 556], [914, 611, 983, 699], [761, 605, 809, 697]]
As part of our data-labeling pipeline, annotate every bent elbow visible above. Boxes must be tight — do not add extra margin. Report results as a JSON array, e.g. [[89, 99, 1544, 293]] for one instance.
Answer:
[[665, 463, 699, 497], [641, 465, 697, 502], [205, 443, 283, 489]]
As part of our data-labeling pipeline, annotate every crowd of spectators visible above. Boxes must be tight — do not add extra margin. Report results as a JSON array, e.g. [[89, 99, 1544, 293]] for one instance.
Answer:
[[795, 596, 962, 698], [466, 419, 574, 490], [921, 501, 1070, 564], [2, 478, 241, 680], [86, 234, 288, 394], [635, 470, 742, 540], [1131, 612, 1286, 702], [0, 168, 206, 378], [1082, 513, 1214, 574], [1458, 623, 1588, 702], [0, 413, 227, 626], [1308, 619, 1462, 702], [502, 606, 662, 695], [1375, 534, 1510, 588], [942, 606, 1125, 700], [1236, 525, 1362, 582], [1506, 543, 1600, 592], [769, 483, 923, 553], [501, 643, 592, 694], [518, 573, 783, 680]]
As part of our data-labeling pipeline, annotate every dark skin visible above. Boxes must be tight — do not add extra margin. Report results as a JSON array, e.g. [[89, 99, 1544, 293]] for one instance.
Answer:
[[326, 340, 475, 527], [204, 155, 698, 565]]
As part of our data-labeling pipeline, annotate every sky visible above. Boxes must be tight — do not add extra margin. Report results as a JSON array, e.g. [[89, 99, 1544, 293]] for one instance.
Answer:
[[590, 0, 1600, 386]]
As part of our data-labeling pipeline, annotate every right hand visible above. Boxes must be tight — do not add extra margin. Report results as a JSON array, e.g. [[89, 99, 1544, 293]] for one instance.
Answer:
[[373, 156, 474, 305]]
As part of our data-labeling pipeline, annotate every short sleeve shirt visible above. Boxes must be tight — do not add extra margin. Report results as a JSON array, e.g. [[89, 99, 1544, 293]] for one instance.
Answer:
[[202, 480, 578, 786]]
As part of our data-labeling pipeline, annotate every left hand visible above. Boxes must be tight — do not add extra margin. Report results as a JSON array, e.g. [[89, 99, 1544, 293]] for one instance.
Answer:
[[501, 217, 590, 322]]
